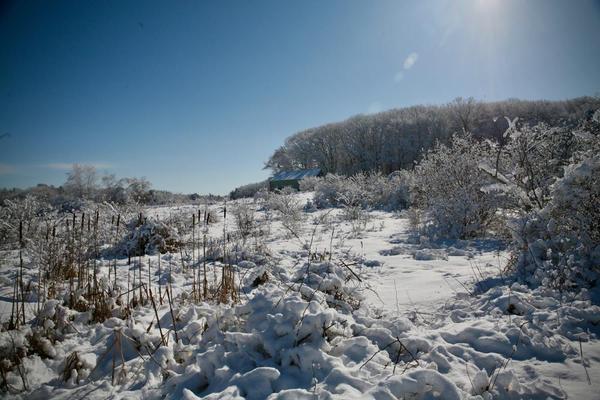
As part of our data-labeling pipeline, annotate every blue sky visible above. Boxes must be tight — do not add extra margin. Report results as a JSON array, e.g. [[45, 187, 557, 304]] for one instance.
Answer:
[[1, 0, 599, 194]]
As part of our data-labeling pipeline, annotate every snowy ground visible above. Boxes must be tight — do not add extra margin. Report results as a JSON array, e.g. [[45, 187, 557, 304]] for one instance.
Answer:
[[0, 192, 598, 399]]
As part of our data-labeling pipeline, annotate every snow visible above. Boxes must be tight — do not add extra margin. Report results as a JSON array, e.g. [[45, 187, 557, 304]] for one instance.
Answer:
[[0, 191, 598, 399]]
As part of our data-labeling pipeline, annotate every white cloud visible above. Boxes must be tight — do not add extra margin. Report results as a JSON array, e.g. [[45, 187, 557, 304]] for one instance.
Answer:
[[43, 162, 114, 170], [394, 52, 419, 83], [403, 52, 419, 70]]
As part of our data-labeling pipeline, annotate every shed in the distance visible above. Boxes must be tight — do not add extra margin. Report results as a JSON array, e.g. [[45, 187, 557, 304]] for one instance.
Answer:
[[269, 168, 322, 191]]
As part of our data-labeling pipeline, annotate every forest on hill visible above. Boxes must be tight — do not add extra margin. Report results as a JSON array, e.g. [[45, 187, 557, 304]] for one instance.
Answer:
[[266, 96, 600, 175]]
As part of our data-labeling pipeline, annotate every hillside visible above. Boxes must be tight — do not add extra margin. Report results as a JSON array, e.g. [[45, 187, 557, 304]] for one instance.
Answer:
[[266, 97, 600, 175]]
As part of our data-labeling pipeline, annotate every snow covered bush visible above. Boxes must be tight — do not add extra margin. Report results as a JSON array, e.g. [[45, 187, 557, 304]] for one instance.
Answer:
[[378, 170, 412, 210], [511, 153, 600, 290], [311, 174, 351, 208], [480, 120, 578, 211], [572, 108, 600, 162], [0, 196, 50, 249], [232, 202, 256, 242], [504, 123, 575, 209], [229, 180, 269, 200], [266, 188, 303, 233], [298, 176, 320, 192], [311, 172, 410, 211], [0, 330, 29, 392], [115, 214, 182, 256], [410, 133, 502, 239], [483, 111, 600, 291]]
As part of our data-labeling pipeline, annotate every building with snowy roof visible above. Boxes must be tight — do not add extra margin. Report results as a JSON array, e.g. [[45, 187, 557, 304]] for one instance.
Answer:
[[268, 168, 322, 191]]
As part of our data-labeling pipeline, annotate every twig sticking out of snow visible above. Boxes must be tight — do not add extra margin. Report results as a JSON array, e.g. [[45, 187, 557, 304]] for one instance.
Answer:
[[165, 285, 179, 343], [359, 336, 421, 375], [579, 337, 592, 386]]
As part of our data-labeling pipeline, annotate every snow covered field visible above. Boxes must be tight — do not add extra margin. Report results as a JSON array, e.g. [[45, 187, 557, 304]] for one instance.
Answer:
[[0, 192, 598, 399]]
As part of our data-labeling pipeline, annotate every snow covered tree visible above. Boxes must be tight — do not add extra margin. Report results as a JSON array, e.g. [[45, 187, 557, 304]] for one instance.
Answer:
[[124, 177, 152, 204], [63, 164, 98, 199], [509, 110, 600, 290], [495, 122, 575, 210], [410, 133, 501, 239], [266, 97, 600, 178]]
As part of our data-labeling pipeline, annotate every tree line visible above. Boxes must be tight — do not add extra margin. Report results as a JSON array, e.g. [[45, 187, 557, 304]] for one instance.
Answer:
[[0, 164, 220, 208], [265, 96, 600, 175]]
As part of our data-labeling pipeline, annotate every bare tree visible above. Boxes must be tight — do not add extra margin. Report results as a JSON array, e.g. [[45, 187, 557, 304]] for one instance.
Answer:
[[63, 164, 98, 199], [449, 97, 480, 133], [125, 177, 152, 204]]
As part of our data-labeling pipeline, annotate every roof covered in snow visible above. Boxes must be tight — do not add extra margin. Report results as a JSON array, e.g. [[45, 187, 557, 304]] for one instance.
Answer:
[[270, 168, 321, 181]]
